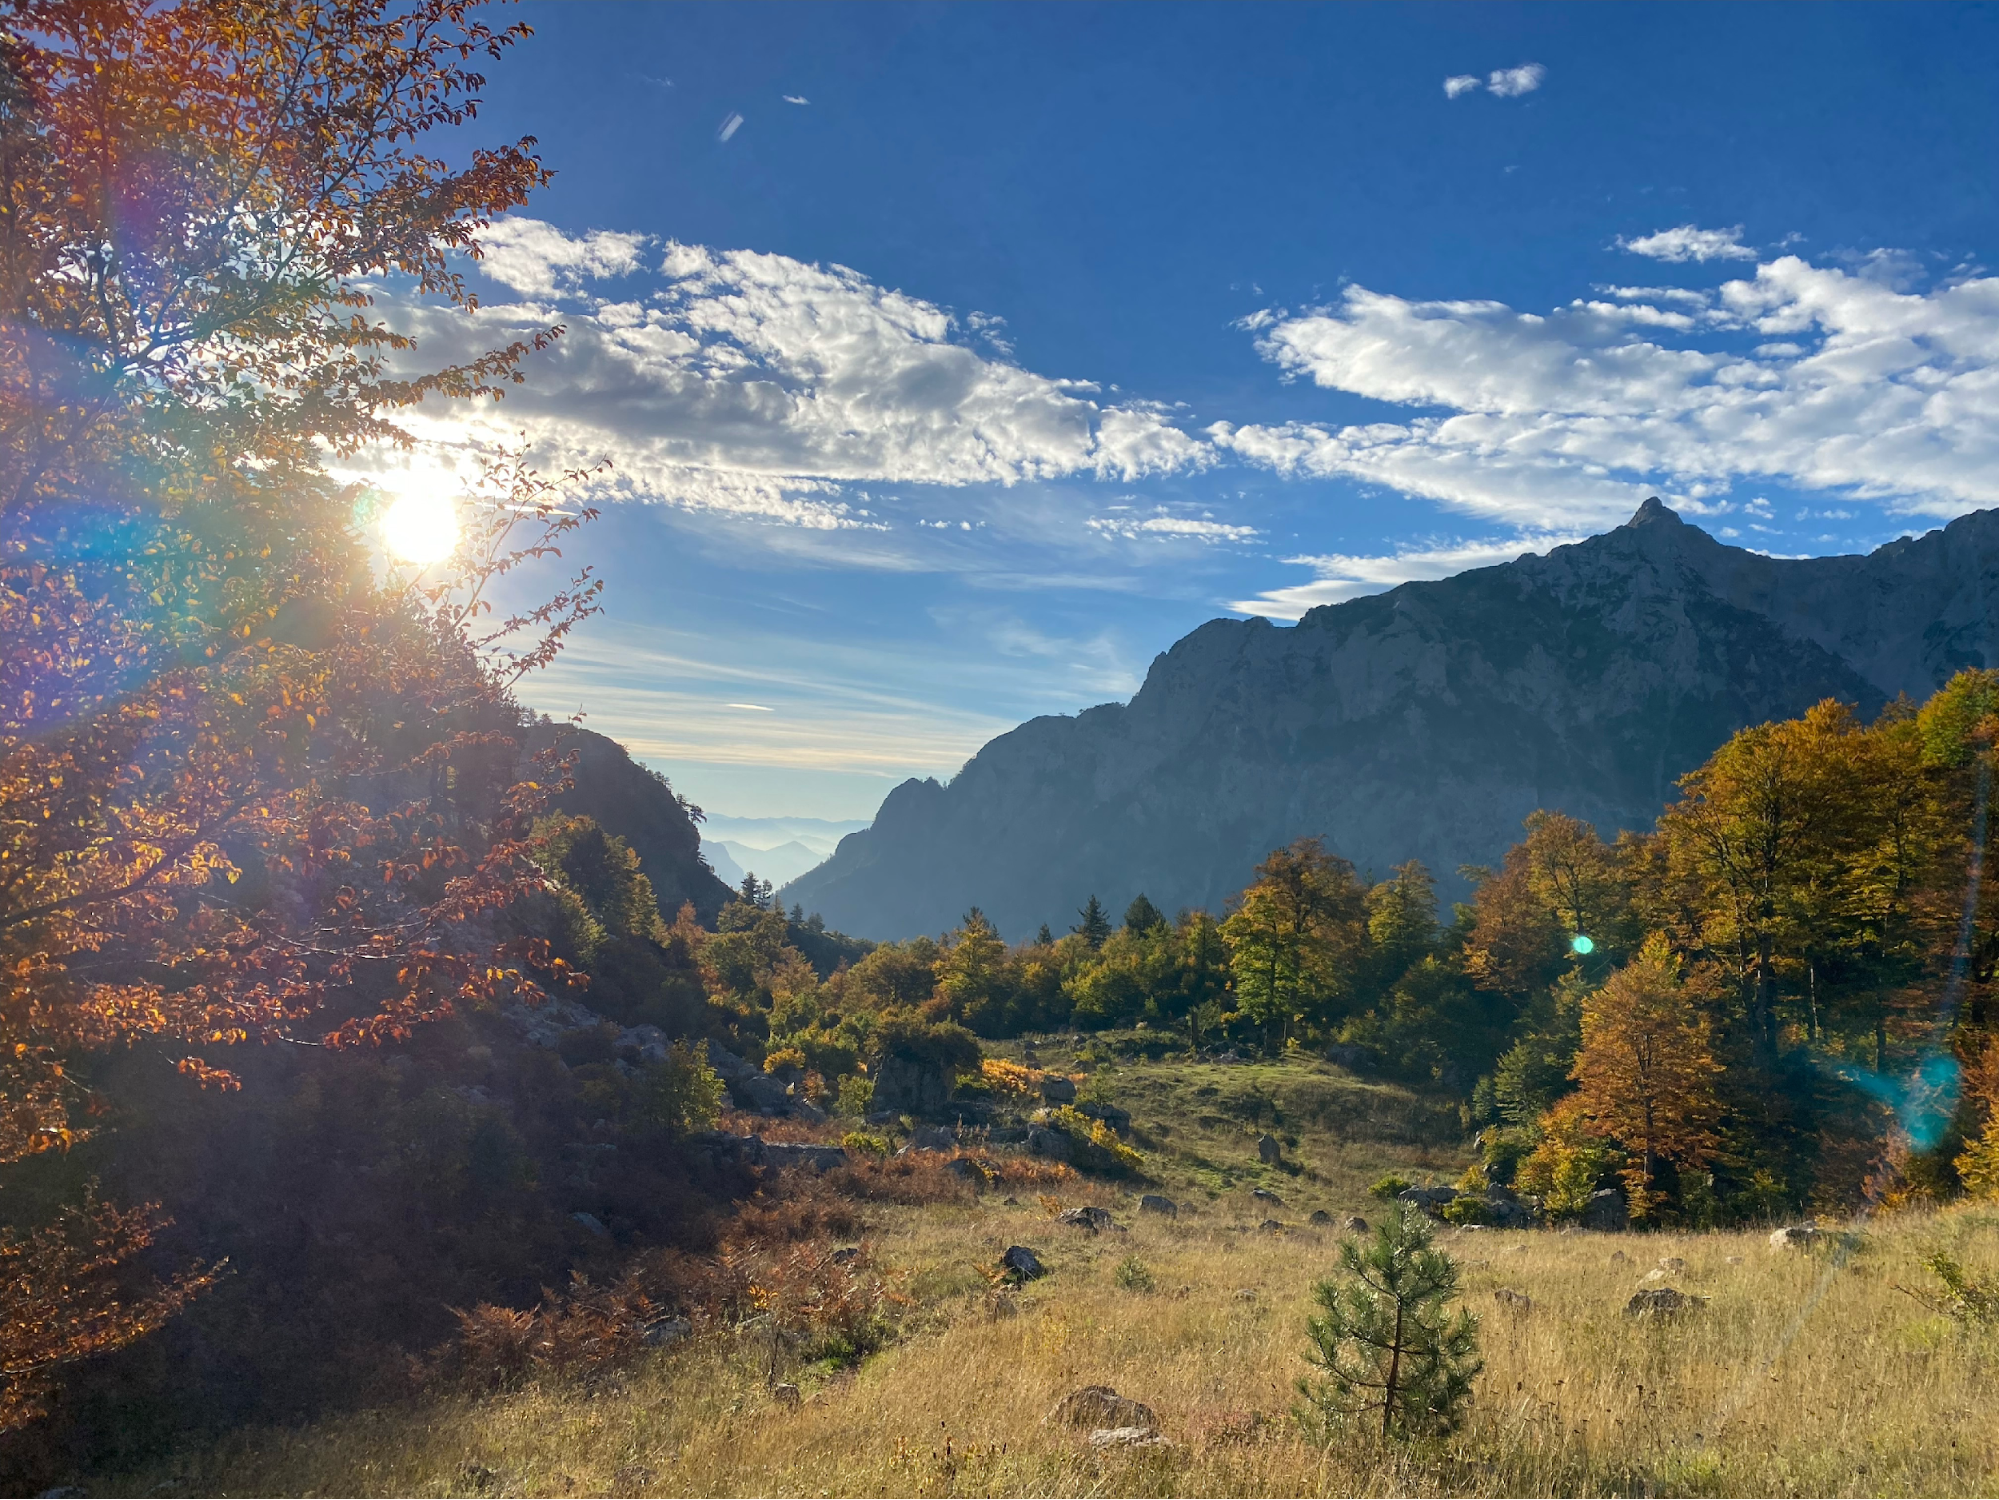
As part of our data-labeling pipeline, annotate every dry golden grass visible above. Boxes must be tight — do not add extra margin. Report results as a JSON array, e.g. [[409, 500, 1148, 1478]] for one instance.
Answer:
[[102, 1190, 1999, 1498]]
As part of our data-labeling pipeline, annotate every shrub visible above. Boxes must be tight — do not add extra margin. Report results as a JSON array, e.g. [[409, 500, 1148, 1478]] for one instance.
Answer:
[[842, 1131, 889, 1158], [1114, 1256, 1156, 1292], [836, 1075, 876, 1118], [1439, 1196, 1492, 1226], [1297, 1206, 1482, 1439], [1369, 1174, 1413, 1201], [1048, 1105, 1144, 1175]]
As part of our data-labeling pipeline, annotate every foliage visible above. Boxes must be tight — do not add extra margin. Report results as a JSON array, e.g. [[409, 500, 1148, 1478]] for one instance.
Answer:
[[1044, 1105, 1144, 1175], [835, 1075, 876, 1119], [1896, 1249, 1999, 1328], [1297, 1205, 1482, 1438], [1221, 838, 1370, 1045], [1514, 1097, 1621, 1220], [1113, 1255, 1155, 1292], [1369, 1174, 1413, 1200]]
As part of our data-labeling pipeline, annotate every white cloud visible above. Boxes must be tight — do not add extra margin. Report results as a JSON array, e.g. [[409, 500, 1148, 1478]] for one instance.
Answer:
[[717, 112, 744, 142], [1443, 74, 1481, 99], [475, 219, 649, 297], [1088, 512, 1259, 543], [370, 220, 1211, 530], [782, 95, 809, 105], [1220, 254, 1999, 527], [1487, 63, 1546, 98], [1231, 533, 1582, 620], [1619, 225, 1756, 263], [1599, 284, 1713, 308]]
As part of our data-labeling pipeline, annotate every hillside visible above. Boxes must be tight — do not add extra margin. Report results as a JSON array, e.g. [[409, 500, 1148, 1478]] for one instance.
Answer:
[[787, 500, 1999, 940]]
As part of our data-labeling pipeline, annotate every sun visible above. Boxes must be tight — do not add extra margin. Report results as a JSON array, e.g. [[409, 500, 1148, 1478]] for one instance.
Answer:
[[379, 491, 460, 565]]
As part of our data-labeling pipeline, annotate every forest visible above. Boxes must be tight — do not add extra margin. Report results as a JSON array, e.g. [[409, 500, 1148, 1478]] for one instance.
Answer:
[[1, 0, 1997, 1488]]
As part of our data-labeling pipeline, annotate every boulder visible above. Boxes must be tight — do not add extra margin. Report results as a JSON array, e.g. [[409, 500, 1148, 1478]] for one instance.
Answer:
[[1396, 1185, 1457, 1214], [1309, 1210, 1333, 1226], [1581, 1189, 1629, 1231], [1026, 1124, 1072, 1162], [1480, 1193, 1536, 1229], [1769, 1225, 1822, 1253], [1624, 1287, 1708, 1318], [1000, 1244, 1045, 1281], [570, 1211, 608, 1237], [1040, 1075, 1078, 1104], [762, 1142, 848, 1172], [771, 1382, 802, 1407], [1251, 1187, 1285, 1207], [906, 1124, 956, 1152], [1089, 1426, 1169, 1452], [704, 1041, 755, 1081], [1657, 1256, 1686, 1273], [1326, 1043, 1374, 1072], [1256, 1133, 1282, 1164], [1046, 1386, 1157, 1430], [730, 1071, 792, 1116], [1080, 1101, 1132, 1133], [791, 1097, 829, 1124], [830, 1246, 861, 1265], [1057, 1205, 1120, 1233], [873, 1052, 955, 1117], [641, 1316, 691, 1347], [946, 1156, 995, 1184], [1232, 1288, 1257, 1302], [1256, 1218, 1285, 1233]]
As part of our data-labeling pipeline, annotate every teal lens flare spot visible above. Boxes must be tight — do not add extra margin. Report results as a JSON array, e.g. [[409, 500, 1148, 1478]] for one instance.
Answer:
[[1570, 934, 1595, 955]]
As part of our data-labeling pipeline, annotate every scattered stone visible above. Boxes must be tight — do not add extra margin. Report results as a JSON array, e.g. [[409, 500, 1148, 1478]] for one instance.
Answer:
[[570, 1211, 608, 1238], [1233, 1288, 1258, 1302], [771, 1382, 802, 1407], [873, 1051, 956, 1117], [790, 1097, 829, 1124], [864, 1110, 900, 1127], [1725, 1255, 1743, 1265], [1257, 1218, 1285, 1233], [1040, 1074, 1078, 1104], [1139, 1193, 1180, 1218], [1080, 1101, 1132, 1133], [1642, 1269, 1667, 1283], [1624, 1287, 1708, 1319], [1001, 1245, 1046, 1281], [1397, 1185, 1458, 1214], [1003, 1196, 1021, 1206], [1057, 1205, 1120, 1233], [1088, 1426, 1170, 1452], [762, 1141, 849, 1172], [1657, 1256, 1686, 1273], [830, 1246, 862, 1265], [1610, 1249, 1629, 1264], [1344, 1216, 1370, 1234], [1256, 1133, 1282, 1164], [1769, 1225, 1822, 1253], [1026, 1125, 1072, 1162], [1581, 1188, 1629, 1231], [1047, 1386, 1157, 1430], [1250, 1187, 1285, 1206], [641, 1316, 691, 1348], [1309, 1209, 1333, 1226], [1492, 1287, 1533, 1310], [906, 1123, 955, 1152]]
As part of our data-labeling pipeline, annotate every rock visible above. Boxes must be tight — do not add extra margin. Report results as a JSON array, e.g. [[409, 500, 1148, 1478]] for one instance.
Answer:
[[1610, 1249, 1629, 1264], [1088, 1426, 1169, 1451], [946, 1156, 994, 1184], [1397, 1185, 1457, 1214], [1642, 1269, 1667, 1283], [570, 1211, 608, 1237], [1026, 1124, 1072, 1162], [1326, 1043, 1374, 1072], [1725, 1255, 1744, 1265], [1139, 1193, 1179, 1218], [1580, 1189, 1629, 1231], [1657, 1256, 1686, 1273], [1769, 1225, 1822, 1253], [830, 1246, 861, 1265], [1309, 1209, 1333, 1226], [704, 1041, 755, 1081], [905, 1123, 955, 1152], [641, 1316, 691, 1348], [1000, 1244, 1045, 1281], [1344, 1215, 1370, 1234], [1233, 1287, 1258, 1302], [1256, 1218, 1285, 1233], [790, 1097, 829, 1124], [873, 1052, 955, 1117], [771, 1382, 802, 1407], [732, 1071, 793, 1116], [1040, 1075, 1078, 1104], [1080, 1101, 1132, 1133], [1624, 1287, 1708, 1319], [865, 1110, 900, 1127], [762, 1141, 849, 1172], [1256, 1133, 1281, 1164], [1057, 1205, 1119, 1233], [1493, 1287, 1533, 1310], [1251, 1187, 1285, 1206], [1046, 1385, 1157, 1429]]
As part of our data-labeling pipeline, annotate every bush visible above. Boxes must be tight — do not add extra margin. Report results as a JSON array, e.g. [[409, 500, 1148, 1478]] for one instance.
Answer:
[[836, 1075, 876, 1118], [1369, 1174, 1413, 1201], [1048, 1105, 1144, 1175], [841, 1131, 889, 1157], [1114, 1256, 1155, 1292], [1439, 1196, 1491, 1226]]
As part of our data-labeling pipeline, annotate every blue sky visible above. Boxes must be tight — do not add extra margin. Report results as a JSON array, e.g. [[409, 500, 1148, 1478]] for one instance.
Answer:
[[353, 2, 1999, 821]]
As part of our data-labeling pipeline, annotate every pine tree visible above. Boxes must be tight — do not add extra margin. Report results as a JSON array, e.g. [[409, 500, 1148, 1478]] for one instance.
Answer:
[[1298, 1205, 1482, 1438], [1036, 923, 1054, 947], [1073, 895, 1112, 948], [1123, 893, 1167, 934]]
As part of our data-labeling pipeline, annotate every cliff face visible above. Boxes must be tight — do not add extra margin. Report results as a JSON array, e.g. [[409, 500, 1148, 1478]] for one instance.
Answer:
[[786, 501, 1999, 941]]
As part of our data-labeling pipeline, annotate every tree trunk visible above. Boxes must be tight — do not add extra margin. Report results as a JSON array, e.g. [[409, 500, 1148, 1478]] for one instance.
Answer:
[[1383, 1299, 1405, 1438]]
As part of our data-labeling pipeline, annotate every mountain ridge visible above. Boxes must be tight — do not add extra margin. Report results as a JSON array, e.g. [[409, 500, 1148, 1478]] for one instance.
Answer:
[[785, 502, 1999, 941]]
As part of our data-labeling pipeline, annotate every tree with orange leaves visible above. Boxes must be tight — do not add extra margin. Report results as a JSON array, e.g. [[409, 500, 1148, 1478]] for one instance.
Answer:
[[0, 0, 594, 1425], [1570, 936, 1722, 1218]]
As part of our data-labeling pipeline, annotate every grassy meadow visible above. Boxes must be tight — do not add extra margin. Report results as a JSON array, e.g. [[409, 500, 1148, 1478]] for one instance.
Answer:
[[97, 1053, 1999, 1499]]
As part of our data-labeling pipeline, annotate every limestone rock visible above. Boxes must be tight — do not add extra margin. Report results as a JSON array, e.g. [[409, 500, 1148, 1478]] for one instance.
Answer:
[[1344, 1215, 1370, 1233], [641, 1316, 691, 1347], [1139, 1194, 1179, 1217], [1047, 1386, 1157, 1430], [1057, 1205, 1119, 1233], [1769, 1225, 1823, 1252], [1309, 1209, 1333, 1226], [1088, 1426, 1169, 1452], [1251, 1187, 1285, 1207], [1581, 1189, 1629, 1231], [1026, 1124, 1072, 1162], [1624, 1287, 1708, 1318], [1256, 1133, 1281, 1164], [1040, 1075, 1078, 1104]]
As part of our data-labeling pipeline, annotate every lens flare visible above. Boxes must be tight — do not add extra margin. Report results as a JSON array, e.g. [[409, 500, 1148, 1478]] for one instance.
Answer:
[[1569, 933, 1594, 955], [380, 492, 459, 565]]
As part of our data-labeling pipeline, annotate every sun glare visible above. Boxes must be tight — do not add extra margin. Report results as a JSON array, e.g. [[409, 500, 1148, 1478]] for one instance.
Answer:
[[380, 491, 460, 565]]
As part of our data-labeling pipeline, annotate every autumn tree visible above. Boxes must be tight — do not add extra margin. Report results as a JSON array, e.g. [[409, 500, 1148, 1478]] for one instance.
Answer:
[[1221, 837, 1368, 1049], [0, 0, 584, 1423], [1570, 937, 1722, 1217]]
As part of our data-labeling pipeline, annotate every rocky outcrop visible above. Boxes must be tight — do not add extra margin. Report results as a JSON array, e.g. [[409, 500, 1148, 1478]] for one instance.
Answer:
[[787, 501, 1999, 940]]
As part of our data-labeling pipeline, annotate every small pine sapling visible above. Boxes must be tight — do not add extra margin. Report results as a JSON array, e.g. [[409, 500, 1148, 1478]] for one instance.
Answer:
[[1297, 1204, 1482, 1438]]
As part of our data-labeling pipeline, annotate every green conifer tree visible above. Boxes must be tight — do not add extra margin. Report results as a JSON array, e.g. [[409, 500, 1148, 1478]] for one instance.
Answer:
[[1298, 1205, 1482, 1438], [1123, 893, 1167, 934], [1073, 895, 1112, 948]]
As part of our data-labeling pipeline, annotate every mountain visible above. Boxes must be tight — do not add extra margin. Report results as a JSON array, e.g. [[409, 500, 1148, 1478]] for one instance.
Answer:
[[534, 726, 734, 924], [785, 500, 1999, 941], [718, 838, 828, 889]]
